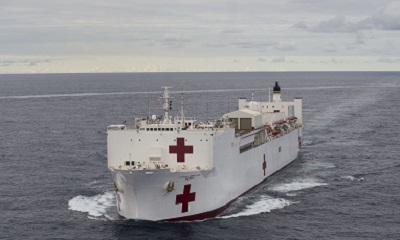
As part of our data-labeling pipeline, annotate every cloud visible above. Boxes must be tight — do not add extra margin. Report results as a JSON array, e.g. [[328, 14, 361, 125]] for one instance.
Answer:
[[0, 58, 52, 67], [324, 43, 337, 52], [292, 1, 400, 33], [230, 41, 255, 49], [275, 42, 296, 51], [377, 57, 400, 63], [203, 43, 228, 48], [272, 56, 285, 63], [257, 58, 266, 62], [1, 0, 399, 72], [161, 36, 191, 48], [355, 32, 365, 44], [291, 21, 308, 30], [220, 28, 244, 34], [230, 41, 276, 49]]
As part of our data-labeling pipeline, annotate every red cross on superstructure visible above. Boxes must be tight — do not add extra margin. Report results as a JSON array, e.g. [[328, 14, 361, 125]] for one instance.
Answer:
[[176, 184, 196, 213], [263, 154, 267, 176], [169, 137, 193, 163]]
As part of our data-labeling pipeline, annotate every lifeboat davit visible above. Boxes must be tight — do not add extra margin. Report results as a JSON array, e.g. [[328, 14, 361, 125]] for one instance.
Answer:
[[275, 120, 286, 125], [272, 129, 280, 135]]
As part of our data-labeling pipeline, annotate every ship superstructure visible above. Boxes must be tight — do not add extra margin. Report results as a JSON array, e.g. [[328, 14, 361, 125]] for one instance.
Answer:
[[107, 82, 303, 221]]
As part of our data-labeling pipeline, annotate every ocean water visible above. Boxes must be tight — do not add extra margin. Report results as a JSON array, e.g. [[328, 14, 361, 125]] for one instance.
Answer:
[[0, 72, 399, 239]]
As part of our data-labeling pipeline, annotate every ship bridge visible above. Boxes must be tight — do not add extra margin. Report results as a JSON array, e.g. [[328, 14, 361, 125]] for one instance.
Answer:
[[107, 87, 233, 173]]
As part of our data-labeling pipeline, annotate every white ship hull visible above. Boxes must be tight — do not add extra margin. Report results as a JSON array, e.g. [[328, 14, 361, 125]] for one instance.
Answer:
[[108, 83, 303, 221], [110, 128, 302, 221]]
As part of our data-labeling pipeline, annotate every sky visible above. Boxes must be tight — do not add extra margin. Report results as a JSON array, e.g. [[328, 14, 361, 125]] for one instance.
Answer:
[[1, 0, 400, 73]]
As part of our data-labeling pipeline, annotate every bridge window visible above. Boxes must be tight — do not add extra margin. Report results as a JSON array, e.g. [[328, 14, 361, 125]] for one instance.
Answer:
[[125, 161, 130, 166]]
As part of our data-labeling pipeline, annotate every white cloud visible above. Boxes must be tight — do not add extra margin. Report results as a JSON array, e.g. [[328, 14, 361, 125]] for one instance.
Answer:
[[293, 1, 400, 33], [355, 32, 365, 44], [161, 36, 191, 48], [220, 28, 245, 34], [272, 56, 285, 63], [377, 57, 400, 63], [324, 43, 337, 52], [275, 42, 296, 51], [1, 0, 400, 72]]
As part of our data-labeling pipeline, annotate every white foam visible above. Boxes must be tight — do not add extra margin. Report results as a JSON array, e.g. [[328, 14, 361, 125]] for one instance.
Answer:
[[2, 85, 391, 100], [0, 88, 259, 100], [304, 162, 335, 171], [268, 178, 328, 193], [219, 196, 292, 219], [68, 191, 117, 220], [285, 193, 298, 197], [342, 175, 364, 182]]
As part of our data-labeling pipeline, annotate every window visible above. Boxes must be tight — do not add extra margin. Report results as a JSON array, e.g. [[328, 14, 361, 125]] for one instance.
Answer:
[[125, 161, 130, 166]]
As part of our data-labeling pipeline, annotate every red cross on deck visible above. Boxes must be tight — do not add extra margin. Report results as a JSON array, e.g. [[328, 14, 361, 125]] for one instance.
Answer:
[[263, 154, 267, 176], [176, 184, 196, 213], [169, 137, 193, 163]]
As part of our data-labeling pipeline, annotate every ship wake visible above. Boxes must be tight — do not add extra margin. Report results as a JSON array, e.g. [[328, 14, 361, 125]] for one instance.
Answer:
[[218, 195, 293, 219], [219, 178, 327, 219], [68, 191, 118, 220], [268, 178, 328, 194]]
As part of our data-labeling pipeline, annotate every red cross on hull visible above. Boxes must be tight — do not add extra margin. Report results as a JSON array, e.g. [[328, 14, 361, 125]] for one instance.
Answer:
[[176, 184, 196, 213], [263, 154, 267, 176], [169, 138, 193, 163]]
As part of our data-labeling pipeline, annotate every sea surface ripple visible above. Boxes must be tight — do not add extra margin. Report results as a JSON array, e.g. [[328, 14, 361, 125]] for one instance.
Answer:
[[1, 72, 399, 239]]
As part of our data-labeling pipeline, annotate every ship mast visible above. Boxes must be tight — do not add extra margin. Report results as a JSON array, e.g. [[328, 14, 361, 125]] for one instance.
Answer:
[[162, 87, 174, 124], [181, 93, 185, 128], [268, 85, 271, 102]]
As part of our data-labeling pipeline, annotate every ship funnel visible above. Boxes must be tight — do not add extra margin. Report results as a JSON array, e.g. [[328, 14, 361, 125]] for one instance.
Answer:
[[273, 82, 282, 102]]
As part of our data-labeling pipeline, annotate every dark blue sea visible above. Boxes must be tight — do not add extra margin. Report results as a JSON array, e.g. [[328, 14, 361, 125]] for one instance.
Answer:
[[1, 72, 399, 239]]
